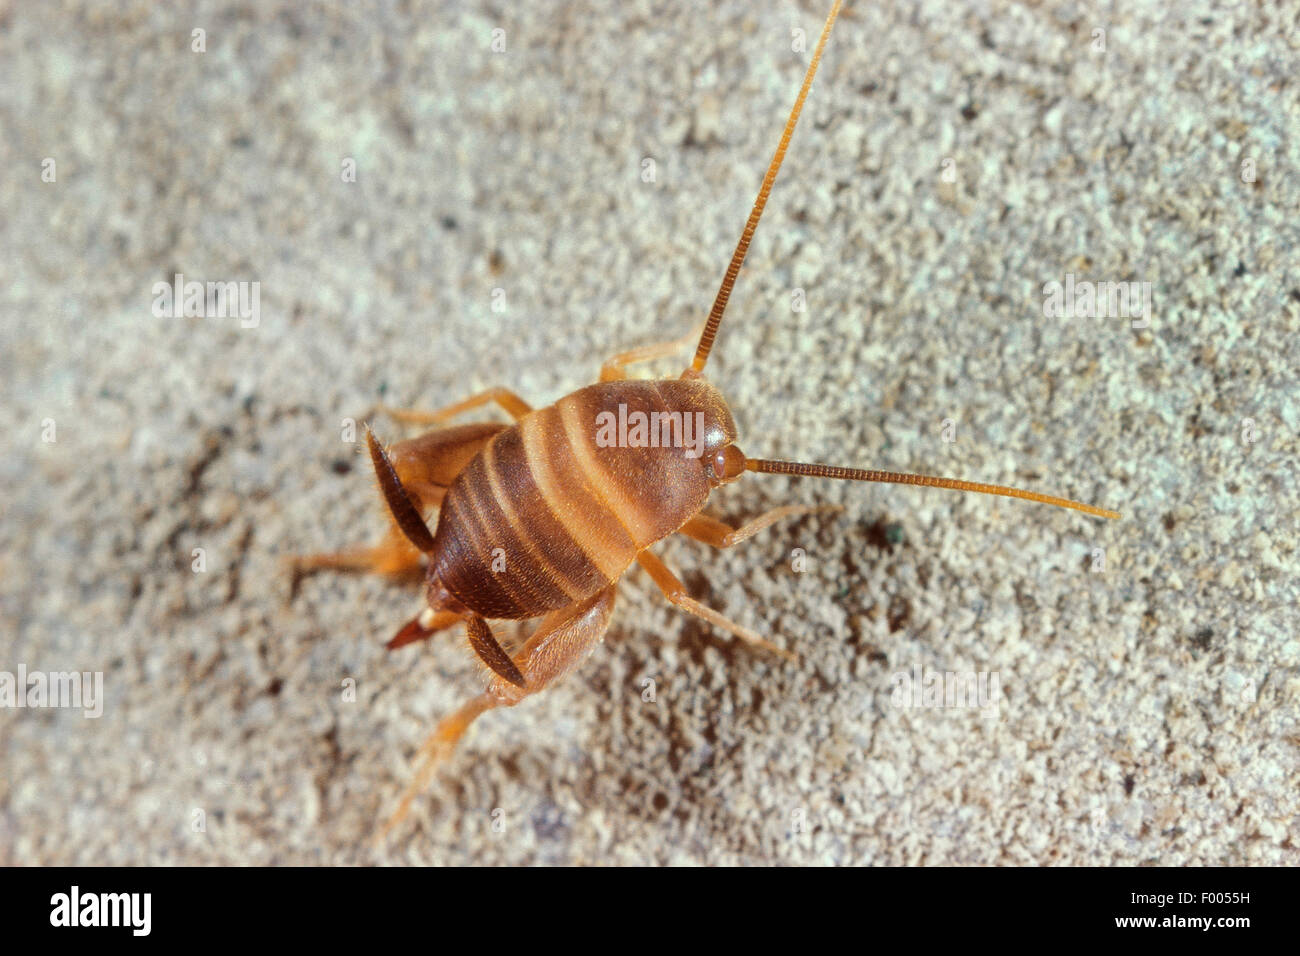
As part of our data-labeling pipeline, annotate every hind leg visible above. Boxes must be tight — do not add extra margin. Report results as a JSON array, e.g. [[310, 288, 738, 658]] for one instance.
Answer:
[[290, 422, 506, 581], [381, 585, 618, 838]]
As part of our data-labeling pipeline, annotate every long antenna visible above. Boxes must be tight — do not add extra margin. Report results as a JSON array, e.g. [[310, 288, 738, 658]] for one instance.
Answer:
[[746, 458, 1120, 519], [689, 0, 844, 374]]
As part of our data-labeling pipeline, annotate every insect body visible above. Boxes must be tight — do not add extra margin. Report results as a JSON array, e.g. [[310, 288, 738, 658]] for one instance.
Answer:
[[426, 379, 737, 626], [294, 0, 1118, 832]]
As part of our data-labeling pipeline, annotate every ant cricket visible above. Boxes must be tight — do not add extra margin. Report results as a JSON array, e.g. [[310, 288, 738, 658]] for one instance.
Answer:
[[292, 0, 1117, 835]]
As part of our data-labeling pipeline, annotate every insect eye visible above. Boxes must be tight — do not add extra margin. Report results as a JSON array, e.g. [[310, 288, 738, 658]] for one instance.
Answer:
[[711, 445, 746, 484]]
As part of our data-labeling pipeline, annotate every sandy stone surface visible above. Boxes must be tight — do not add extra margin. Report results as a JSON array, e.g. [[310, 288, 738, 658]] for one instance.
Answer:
[[2, 1, 1297, 865]]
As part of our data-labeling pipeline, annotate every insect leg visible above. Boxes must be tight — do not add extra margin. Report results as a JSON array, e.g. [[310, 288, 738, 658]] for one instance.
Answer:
[[380, 585, 617, 838], [465, 616, 526, 687], [289, 423, 504, 581], [288, 530, 436, 580], [677, 505, 835, 548], [384, 422, 506, 487], [378, 387, 532, 424], [599, 320, 705, 382], [635, 550, 795, 661]]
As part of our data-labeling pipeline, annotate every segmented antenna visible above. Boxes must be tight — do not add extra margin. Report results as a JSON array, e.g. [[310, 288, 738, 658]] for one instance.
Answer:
[[745, 458, 1121, 519], [689, 0, 844, 374]]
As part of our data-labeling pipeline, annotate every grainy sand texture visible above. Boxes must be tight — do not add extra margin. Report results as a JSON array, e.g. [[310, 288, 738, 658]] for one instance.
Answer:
[[2, 0, 1297, 865]]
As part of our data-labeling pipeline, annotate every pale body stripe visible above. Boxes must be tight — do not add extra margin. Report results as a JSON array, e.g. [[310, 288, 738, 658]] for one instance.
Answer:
[[456, 451, 555, 610], [480, 437, 589, 601], [558, 399, 659, 548], [517, 410, 633, 581]]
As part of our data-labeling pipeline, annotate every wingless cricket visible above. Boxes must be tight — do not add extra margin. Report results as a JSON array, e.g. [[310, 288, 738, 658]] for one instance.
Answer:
[[295, 0, 1119, 832]]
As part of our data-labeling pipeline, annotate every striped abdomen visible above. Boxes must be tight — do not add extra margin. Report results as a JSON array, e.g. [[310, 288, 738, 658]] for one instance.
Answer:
[[428, 378, 736, 619]]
